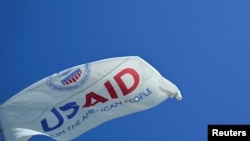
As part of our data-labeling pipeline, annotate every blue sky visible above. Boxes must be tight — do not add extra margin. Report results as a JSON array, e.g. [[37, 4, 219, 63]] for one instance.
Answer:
[[1, 0, 250, 140]]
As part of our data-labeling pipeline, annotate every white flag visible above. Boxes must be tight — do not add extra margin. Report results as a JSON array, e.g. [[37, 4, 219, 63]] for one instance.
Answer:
[[0, 56, 182, 141]]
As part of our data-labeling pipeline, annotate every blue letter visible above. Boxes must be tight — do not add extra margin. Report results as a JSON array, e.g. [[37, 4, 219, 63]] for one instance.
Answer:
[[41, 108, 64, 132], [59, 102, 79, 119]]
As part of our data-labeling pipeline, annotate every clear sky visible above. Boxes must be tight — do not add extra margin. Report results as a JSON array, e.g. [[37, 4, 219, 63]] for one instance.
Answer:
[[1, 0, 250, 140]]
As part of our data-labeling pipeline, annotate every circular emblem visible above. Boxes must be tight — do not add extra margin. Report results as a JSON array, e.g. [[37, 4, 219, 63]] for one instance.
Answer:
[[46, 64, 91, 91]]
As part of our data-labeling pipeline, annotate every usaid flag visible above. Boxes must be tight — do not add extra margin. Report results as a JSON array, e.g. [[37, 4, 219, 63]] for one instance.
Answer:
[[0, 56, 182, 141]]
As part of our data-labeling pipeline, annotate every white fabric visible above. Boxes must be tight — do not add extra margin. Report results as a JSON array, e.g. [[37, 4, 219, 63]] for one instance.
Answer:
[[0, 56, 182, 141]]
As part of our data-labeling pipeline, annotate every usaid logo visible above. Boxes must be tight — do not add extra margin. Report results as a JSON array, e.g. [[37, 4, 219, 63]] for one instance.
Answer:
[[41, 68, 140, 132], [46, 64, 91, 91]]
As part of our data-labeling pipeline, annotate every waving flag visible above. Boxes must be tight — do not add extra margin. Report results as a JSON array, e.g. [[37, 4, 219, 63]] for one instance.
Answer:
[[0, 56, 182, 141]]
